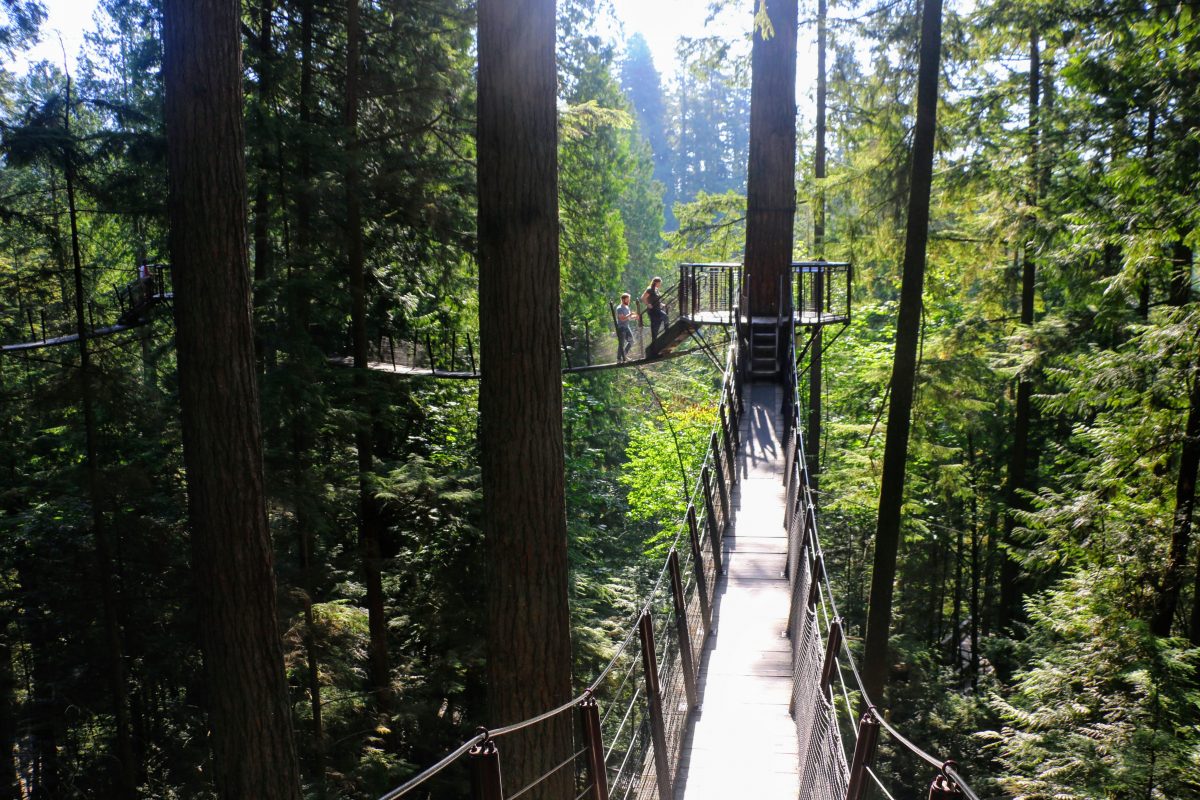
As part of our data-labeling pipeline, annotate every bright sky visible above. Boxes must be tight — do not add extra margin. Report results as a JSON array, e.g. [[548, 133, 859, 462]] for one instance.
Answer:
[[17, 0, 99, 70], [606, 0, 819, 121], [15, 0, 820, 121]]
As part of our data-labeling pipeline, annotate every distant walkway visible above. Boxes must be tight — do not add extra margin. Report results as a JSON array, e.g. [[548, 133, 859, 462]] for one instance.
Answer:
[[676, 383, 798, 799]]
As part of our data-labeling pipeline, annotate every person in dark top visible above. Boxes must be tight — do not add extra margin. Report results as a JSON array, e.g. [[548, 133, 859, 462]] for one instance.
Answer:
[[641, 276, 667, 340]]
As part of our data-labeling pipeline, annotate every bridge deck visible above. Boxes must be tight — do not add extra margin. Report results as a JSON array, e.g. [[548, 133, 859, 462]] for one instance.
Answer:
[[677, 383, 797, 799]]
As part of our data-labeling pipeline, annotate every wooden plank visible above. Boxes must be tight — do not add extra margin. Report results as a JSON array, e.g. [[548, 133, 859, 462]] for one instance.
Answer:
[[677, 384, 798, 800]]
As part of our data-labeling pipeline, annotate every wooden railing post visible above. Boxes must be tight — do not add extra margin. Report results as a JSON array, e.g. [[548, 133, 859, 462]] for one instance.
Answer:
[[686, 505, 712, 632], [709, 433, 730, 527], [639, 610, 673, 800], [819, 619, 843, 695], [845, 711, 880, 800], [468, 738, 504, 800], [720, 405, 736, 485], [701, 467, 723, 574], [668, 549, 699, 709], [579, 696, 610, 800]]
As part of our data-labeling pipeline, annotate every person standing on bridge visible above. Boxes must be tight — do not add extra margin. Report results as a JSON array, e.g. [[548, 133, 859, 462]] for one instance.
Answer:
[[616, 292, 637, 361], [641, 276, 667, 340]]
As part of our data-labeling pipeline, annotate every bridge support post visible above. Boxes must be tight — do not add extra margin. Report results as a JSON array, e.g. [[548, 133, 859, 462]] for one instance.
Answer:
[[701, 469, 723, 575], [686, 505, 712, 632], [468, 738, 504, 800], [709, 434, 731, 527], [818, 619, 843, 696], [719, 408, 736, 489], [579, 696, 610, 800], [638, 610, 674, 800], [845, 711, 880, 800], [668, 549, 699, 709]]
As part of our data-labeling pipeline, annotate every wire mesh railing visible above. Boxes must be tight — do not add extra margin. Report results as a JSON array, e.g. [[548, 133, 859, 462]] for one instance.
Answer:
[[377, 304, 746, 800], [781, 313, 981, 800]]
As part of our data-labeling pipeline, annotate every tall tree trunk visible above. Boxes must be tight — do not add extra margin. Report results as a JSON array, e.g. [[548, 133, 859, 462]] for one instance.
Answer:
[[344, 0, 393, 716], [808, 0, 826, 492], [999, 31, 1041, 636], [861, 0, 943, 703], [63, 75, 138, 797], [744, 0, 797, 317], [478, 0, 573, 797], [1152, 360, 1200, 636], [161, 1, 302, 797]]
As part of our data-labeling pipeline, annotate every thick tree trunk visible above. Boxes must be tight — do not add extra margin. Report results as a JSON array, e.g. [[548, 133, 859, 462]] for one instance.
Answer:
[[478, 0, 574, 797], [744, 0, 797, 317], [161, 1, 302, 797], [861, 0, 943, 703]]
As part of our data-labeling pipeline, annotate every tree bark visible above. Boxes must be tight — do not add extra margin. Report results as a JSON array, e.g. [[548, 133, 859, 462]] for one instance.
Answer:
[[744, 0, 797, 317], [478, 0, 574, 797], [162, 1, 302, 797], [861, 0, 943, 703]]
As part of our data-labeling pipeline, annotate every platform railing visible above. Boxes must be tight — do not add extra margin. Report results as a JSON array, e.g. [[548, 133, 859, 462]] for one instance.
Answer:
[[677, 262, 741, 321], [378, 302, 745, 800], [781, 319, 980, 800], [792, 261, 851, 324]]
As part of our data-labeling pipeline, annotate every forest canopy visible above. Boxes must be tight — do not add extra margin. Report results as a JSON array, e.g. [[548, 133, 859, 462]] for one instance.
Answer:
[[0, 0, 1197, 797]]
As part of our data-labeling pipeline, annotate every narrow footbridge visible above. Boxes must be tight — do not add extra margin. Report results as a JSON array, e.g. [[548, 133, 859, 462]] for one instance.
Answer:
[[380, 302, 980, 800]]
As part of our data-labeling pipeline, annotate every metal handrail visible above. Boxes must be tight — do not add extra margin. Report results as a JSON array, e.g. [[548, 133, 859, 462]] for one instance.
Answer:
[[783, 324, 981, 800]]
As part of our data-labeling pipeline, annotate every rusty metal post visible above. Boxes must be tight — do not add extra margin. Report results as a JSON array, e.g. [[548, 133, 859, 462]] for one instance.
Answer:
[[845, 711, 880, 800], [686, 505, 712, 632], [808, 556, 824, 609], [719, 406, 736, 487], [468, 737, 503, 800], [584, 320, 591, 365], [668, 549, 699, 709], [679, 264, 690, 318], [579, 696, 610, 800], [638, 610, 673, 800], [466, 333, 477, 373], [701, 467, 723, 574], [929, 773, 963, 799], [709, 433, 730, 527], [426, 333, 437, 372], [819, 619, 844, 696]]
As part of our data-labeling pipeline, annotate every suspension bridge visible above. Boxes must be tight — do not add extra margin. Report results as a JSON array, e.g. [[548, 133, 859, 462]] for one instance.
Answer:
[[1, 260, 980, 799], [373, 263, 980, 800]]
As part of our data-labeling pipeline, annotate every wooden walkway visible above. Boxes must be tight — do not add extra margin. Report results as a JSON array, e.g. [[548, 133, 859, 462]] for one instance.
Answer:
[[676, 382, 798, 799]]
